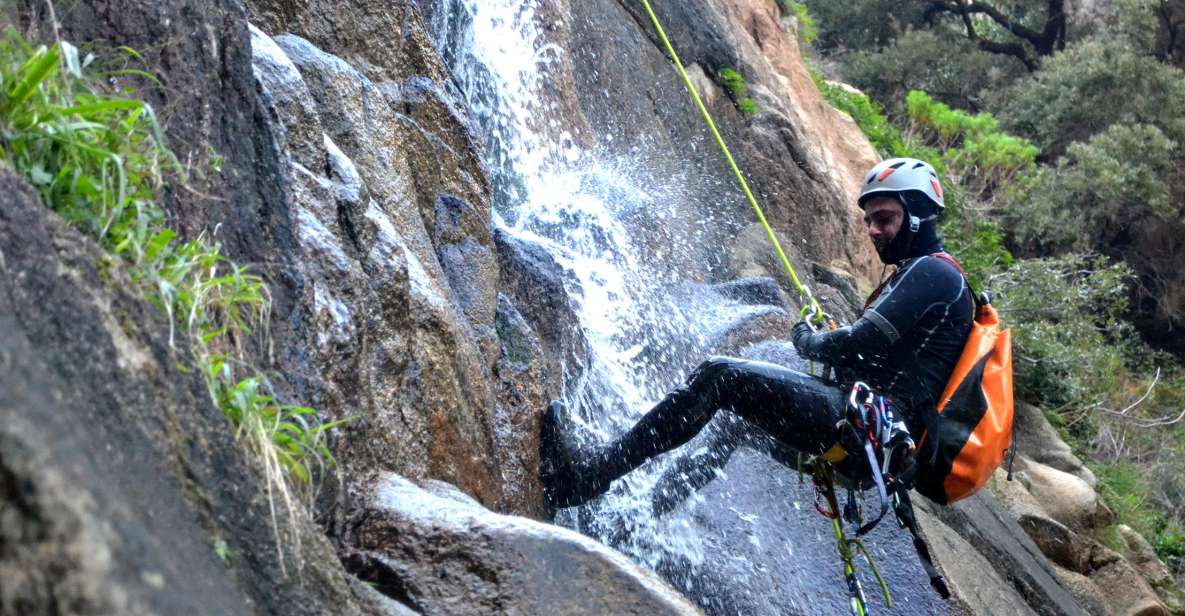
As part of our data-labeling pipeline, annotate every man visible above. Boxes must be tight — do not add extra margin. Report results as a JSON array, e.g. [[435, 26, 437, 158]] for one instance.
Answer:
[[541, 157, 974, 511]]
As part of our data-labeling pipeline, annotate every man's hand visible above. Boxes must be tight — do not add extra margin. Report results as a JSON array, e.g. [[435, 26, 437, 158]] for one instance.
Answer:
[[792, 320, 815, 354]]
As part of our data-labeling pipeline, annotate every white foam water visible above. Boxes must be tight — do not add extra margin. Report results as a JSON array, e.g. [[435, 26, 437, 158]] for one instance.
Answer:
[[427, 0, 772, 577]]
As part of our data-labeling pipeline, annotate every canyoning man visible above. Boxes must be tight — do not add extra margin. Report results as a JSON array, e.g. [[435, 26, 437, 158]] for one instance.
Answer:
[[540, 157, 975, 512]]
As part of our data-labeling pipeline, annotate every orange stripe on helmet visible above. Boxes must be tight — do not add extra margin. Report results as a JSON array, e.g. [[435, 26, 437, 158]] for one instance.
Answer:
[[877, 167, 898, 181]]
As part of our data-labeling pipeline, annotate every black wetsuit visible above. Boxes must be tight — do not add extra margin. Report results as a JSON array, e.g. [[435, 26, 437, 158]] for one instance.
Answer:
[[543, 242, 974, 510]]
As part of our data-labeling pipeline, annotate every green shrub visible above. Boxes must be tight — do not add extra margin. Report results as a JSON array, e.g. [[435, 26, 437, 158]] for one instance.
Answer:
[[799, 0, 927, 53], [1155, 531, 1185, 569], [719, 67, 760, 114], [998, 36, 1185, 158], [1093, 461, 1185, 565], [1008, 123, 1178, 254], [905, 90, 1036, 199], [1094, 463, 1166, 538], [988, 254, 1133, 419], [0, 31, 338, 542], [843, 28, 1028, 114], [719, 67, 748, 98]]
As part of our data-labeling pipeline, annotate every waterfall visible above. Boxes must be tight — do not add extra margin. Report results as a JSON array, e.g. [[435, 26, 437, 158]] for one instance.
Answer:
[[423, 1, 944, 613], [427, 0, 757, 560]]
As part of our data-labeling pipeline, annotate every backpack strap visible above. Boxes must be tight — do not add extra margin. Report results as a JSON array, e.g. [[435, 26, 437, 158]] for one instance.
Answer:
[[931, 251, 993, 311], [893, 490, 951, 598], [909, 253, 971, 472], [929, 251, 964, 275], [862, 271, 894, 311]]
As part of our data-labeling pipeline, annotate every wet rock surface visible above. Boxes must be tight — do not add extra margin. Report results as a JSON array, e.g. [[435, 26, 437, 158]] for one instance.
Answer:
[[564, 0, 881, 284], [0, 172, 370, 615], [641, 449, 950, 615], [342, 473, 705, 615], [248, 19, 562, 516], [493, 228, 591, 386]]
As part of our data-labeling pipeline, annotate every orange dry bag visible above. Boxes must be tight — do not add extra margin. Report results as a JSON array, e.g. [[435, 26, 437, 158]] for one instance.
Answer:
[[914, 253, 1015, 505]]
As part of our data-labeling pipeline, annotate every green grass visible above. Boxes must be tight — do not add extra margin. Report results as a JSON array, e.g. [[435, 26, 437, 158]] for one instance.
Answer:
[[1092, 461, 1185, 566], [719, 67, 747, 98], [0, 30, 339, 569], [719, 67, 760, 115], [212, 537, 231, 567]]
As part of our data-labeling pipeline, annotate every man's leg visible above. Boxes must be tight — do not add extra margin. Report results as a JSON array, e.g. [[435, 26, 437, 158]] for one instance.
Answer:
[[541, 356, 847, 509], [649, 413, 812, 518]]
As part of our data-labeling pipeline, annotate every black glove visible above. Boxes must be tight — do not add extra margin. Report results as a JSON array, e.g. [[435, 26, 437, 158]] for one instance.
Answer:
[[791, 320, 814, 354]]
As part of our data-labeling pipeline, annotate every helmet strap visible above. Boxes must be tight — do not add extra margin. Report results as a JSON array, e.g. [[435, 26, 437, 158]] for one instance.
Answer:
[[909, 213, 937, 233]]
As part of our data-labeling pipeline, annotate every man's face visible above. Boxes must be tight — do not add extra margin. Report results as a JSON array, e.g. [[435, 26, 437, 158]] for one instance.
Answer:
[[863, 196, 905, 261]]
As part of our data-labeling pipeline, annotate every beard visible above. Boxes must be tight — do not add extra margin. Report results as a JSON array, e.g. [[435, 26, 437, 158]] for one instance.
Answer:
[[874, 226, 916, 264], [873, 235, 896, 263]]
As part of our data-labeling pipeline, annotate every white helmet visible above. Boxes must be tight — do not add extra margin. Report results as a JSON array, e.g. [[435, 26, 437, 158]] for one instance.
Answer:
[[858, 157, 945, 215]]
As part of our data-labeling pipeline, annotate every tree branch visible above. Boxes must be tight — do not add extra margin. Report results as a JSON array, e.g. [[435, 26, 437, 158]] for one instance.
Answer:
[[924, 0, 1061, 67], [1042, 0, 1067, 53], [949, 1, 1038, 70]]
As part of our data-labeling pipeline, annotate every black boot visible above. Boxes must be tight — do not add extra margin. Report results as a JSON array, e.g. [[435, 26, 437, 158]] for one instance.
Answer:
[[540, 385, 717, 512], [540, 400, 625, 510]]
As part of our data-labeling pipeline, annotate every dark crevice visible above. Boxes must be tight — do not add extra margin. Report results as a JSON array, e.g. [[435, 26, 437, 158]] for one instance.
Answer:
[[0, 442, 47, 554], [341, 550, 423, 612]]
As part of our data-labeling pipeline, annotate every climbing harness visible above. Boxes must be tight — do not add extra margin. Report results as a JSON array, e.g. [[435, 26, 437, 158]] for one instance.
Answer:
[[807, 382, 910, 614], [842, 382, 916, 535], [806, 380, 952, 613], [636, 0, 823, 322]]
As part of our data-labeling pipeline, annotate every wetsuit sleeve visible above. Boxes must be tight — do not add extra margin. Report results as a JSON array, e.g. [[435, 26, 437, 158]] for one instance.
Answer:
[[864, 257, 967, 344], [792, 317, 893, 369]]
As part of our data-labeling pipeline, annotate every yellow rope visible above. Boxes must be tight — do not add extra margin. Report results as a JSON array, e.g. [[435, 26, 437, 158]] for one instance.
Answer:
[[637, 0, 821, 318]]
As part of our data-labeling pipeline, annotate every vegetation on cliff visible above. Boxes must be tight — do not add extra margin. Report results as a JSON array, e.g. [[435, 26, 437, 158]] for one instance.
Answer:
[[797, 0, 1185, 578], [0, 30, 338, 553], [718, 67, 759, 114]]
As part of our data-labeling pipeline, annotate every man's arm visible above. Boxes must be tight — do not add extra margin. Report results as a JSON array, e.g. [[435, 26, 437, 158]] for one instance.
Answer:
[[791, 317, 894, 368], [792, 256, 967, 368]]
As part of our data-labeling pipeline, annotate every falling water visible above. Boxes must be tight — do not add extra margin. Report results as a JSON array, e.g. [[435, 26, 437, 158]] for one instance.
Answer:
[[426, 0, 759, 557], [425, 1, 945, 614]]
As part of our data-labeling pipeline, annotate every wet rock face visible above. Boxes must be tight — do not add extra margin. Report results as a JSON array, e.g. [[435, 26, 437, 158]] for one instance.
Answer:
[[0, 172, 368, 615], [634, 449, 949, 616], [250, 22, 556, 515], [342, 474, 705, 616], [262, 26, 502, 505], [493, 229, 591, 383]]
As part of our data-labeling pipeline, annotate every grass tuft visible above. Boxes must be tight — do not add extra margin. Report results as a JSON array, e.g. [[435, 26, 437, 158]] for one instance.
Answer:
[[0, 29, 340, 572], [718, 67, 760, 115]]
